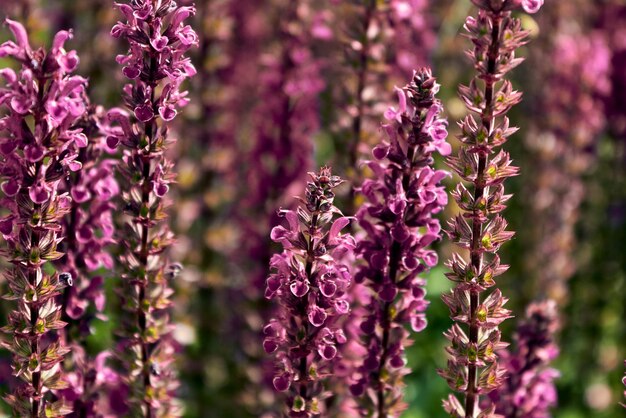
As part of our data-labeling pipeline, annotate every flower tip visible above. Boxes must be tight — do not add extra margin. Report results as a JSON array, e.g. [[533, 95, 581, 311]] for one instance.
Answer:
[[4, 18, 29, 50]]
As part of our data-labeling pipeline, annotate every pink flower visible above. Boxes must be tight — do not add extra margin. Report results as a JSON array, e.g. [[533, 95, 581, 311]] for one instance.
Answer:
[[522, 0, 544, 13]]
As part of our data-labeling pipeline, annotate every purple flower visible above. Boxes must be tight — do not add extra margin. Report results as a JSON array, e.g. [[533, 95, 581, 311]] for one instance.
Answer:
[[110, 0, 198, 415], [58, 346, 126, 417], [263, 167, 355, 417], [487, 300, 560, 417], [0, 18, 90, 417], [55, 106, 118, 344], [439, 3, 540, 417], [349, 68, 449, 417]]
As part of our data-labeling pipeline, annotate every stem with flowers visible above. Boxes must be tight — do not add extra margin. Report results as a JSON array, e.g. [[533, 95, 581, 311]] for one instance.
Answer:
[[0, 18, 89, 417], [349, 68, 450, 417], [108, 1, 198, 415], [263, 167, 355, 417], [439, 1, 543, 417]]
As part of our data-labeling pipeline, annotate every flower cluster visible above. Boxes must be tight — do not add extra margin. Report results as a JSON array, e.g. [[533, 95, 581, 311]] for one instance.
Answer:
[[59, 347, 126, 417], [439, 1, 542, 416], [349, 68, 449, 417], [487, 300, 560, 417], [263, 167, 355, 417], [58, 106, 118, 333], [0, 19, 88, 417], [232, 1, 327, 412], [55, 105, 123, 414], [109, 0, 198, 415]]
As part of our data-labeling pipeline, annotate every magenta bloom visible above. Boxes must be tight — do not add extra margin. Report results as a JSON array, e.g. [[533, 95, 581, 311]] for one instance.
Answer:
[[349, 68, 448, 417], [521, 0, 544, 13], [0, 18, 89, 417], [263, 167, 355, 417]]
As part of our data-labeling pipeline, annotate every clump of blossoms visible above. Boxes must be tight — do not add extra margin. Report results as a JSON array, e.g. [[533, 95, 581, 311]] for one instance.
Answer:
[[263, 167, 355, 417], [439, 1, 543, 416], [0, 19, 88, 417], [349, 68, 449, 417], [58, 106, 118, 334], [56, 106, 122, 415], [109, 0, 198, 415], [488, 300, 560, 417]]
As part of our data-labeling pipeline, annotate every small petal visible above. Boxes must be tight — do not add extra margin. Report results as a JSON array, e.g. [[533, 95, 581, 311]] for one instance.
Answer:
[[273, 375, 290, 392], [1, 179, 19, 196], [318, 344, 337, 360], [134, 104, 154, 122], [308, 306, 327, 327], [29, 184, 50, 204]]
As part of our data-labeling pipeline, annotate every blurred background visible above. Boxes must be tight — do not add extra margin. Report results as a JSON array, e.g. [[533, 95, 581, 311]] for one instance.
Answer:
[[0, 0, 624, 417]]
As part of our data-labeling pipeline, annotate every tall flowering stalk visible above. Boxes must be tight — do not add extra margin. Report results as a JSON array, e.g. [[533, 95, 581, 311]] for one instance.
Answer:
[[236, 2, 326, 410], [488, 300, 560, 417], [0, 19, 89, 417], [349, 68, 449, 417], [108, 1, 198, 415], [347, 0, 378, 172], [263, 167, 355, 417], [439, 1, 543, 416]]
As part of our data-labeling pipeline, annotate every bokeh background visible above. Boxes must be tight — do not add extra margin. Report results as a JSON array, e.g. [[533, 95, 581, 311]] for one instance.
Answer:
[[0, 0, 624, 417]]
